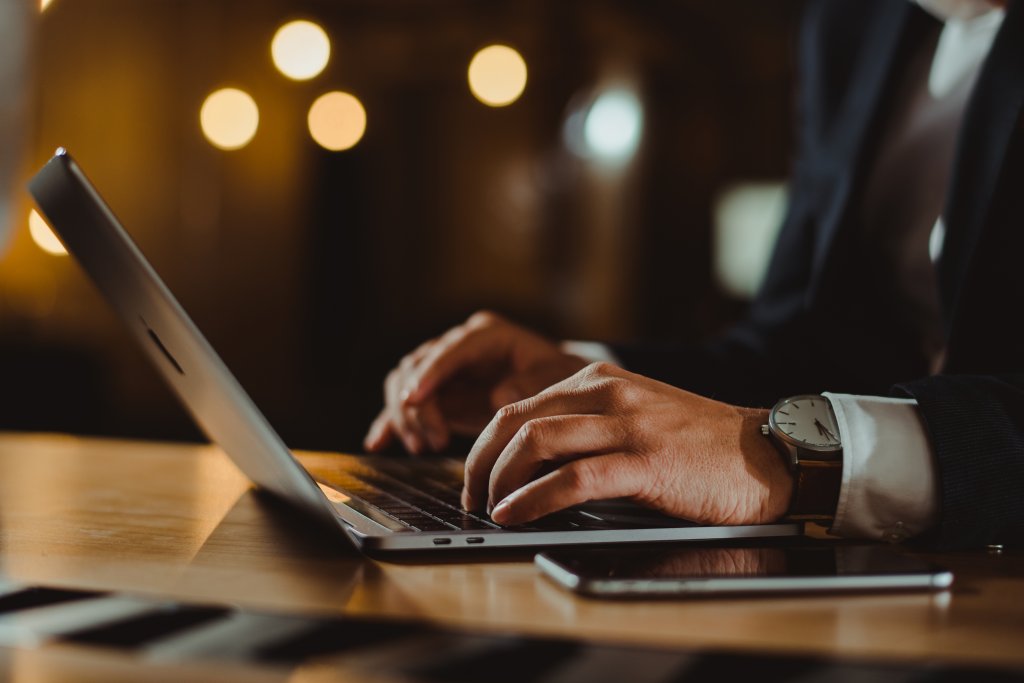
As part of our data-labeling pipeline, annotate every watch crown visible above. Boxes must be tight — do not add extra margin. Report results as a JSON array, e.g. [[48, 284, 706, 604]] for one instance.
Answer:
[[760, 424, 770, 437]]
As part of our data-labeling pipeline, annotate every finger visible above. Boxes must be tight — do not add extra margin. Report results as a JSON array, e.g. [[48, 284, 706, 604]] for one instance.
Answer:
[[487, 414, 622, 510], [405, 321, 511, 405], [397, 350, 452, 451], [398, 339, 436, 404], [363, 410, 395, 452], [408, 338, 435, 363], [385, 369, 424, 454], [490, 453, 645, 526], [462, 386, 608, 511], [406, 397, 451, 452]]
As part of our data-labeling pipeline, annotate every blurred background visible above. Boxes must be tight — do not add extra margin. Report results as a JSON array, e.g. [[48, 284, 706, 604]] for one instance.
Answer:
[[0, 0, 802, 452]]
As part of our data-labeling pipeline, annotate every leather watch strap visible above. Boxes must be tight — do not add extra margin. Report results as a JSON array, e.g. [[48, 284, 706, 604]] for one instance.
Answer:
[[787, 457, 842, 519]]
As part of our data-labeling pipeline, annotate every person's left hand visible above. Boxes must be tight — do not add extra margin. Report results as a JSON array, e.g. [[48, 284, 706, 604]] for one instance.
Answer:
[[461, 362, 794, 527]]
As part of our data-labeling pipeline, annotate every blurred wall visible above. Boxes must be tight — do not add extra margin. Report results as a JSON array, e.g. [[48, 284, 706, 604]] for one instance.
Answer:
[[0, 0, 803, 451]]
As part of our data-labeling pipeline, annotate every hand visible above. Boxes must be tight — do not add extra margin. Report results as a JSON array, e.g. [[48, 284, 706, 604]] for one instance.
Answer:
[[462, 362, 794, 526], [364, 311, 588, 454]]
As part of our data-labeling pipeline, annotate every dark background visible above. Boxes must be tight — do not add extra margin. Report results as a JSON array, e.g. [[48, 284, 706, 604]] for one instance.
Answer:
[[0, 0, 804, 452]]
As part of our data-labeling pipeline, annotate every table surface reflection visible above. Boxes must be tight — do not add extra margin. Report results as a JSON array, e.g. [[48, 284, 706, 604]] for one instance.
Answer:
[[0, 432, 1022, 677]]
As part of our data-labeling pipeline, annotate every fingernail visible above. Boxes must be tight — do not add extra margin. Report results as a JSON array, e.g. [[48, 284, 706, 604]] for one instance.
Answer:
[[491, 498, 512, 525]]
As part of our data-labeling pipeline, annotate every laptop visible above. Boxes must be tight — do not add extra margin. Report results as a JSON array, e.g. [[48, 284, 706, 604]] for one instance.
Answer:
[[28, 149, 802, 553]]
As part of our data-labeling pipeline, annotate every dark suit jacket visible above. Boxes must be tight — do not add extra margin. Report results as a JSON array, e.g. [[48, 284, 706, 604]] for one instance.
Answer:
[[613, 0, 1024, 550]]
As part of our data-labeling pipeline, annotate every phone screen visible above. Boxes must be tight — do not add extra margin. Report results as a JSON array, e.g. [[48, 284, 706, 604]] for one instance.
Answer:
[[535, 544, 952, 597]]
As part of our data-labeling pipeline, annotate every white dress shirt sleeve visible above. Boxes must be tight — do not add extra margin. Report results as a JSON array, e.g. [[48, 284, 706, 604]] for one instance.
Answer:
[[823, 392, 939, 542], [559, 341, 623, 366]]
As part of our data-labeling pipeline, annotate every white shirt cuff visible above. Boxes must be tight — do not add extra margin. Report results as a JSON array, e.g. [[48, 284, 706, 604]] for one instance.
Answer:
[[823, 392, 939, 542], [559, 341, 622, 367]]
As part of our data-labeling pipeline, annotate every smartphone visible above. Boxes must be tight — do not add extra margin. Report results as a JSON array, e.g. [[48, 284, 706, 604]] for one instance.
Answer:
[[535, 544, 953, 598]]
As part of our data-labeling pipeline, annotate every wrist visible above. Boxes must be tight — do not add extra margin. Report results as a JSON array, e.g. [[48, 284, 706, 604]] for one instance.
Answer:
[[740, 408, 794, 523]]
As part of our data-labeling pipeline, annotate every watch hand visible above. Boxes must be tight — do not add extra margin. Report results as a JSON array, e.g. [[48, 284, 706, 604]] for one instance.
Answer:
[[814, 418, 837, 441]]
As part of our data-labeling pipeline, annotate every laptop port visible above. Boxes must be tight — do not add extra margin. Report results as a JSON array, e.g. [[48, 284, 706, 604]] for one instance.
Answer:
[[432, 538, 452, 545], [466, 537, 484, 544]]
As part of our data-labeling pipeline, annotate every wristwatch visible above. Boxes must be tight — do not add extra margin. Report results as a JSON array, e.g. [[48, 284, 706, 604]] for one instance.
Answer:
[[761, 394, 843, 520]]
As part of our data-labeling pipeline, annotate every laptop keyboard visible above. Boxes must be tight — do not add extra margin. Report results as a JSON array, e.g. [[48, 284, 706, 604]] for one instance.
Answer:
[[314, 457, 614, 533], [319, 463, 499, 532], [311, 456, 638, 536]]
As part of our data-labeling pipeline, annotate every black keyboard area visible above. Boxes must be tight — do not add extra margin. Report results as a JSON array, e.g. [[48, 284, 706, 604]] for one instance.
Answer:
[[314, 457, 615, 533], [317, 461, 498, 532]]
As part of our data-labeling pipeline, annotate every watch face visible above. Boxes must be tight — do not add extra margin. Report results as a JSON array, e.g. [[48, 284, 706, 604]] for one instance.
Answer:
[[770, 395, 841, 452]]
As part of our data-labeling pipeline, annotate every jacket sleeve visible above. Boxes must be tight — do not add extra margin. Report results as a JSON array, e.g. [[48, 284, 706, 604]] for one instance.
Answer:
[[895, 374, 1024, 549], [612, 0, 927, 407]]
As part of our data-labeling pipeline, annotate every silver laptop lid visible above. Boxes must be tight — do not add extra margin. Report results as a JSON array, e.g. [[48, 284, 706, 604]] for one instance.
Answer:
[[28, 149, 338, 526]]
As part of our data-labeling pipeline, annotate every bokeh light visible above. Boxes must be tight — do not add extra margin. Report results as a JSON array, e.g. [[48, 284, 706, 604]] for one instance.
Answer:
[[713, 182, 788, 299], [467, 45, 528, 107], [271, 20, 331, 81], [200, 88, 259, 150], [308, 91, 367, 151], [39, 0, 55, 11], [582, 88, 643, 162], [29, 209, 67, 256]]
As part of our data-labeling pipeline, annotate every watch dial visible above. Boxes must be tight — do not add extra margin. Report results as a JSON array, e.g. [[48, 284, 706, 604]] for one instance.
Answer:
[[772, 396, 841, 450]]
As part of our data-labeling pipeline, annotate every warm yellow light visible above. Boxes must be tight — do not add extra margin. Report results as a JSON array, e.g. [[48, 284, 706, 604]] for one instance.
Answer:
[[200, 88, 259, 150], [271, 20, 331, 81], [467, 45, 528, 107], [39, 0, 55, 11], [29, 210, 67, 256], [308, 91, 367, 151]]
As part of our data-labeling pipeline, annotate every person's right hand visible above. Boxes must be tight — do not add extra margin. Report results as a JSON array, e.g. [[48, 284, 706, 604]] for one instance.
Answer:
[[364, 311, 588, 455]]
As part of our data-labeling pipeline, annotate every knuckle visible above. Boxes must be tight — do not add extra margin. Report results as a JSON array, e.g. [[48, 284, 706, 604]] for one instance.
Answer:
[[467, 309, 501, 328], [579, 361, 617, 384], [495, 402, 522, 425], [610, 378, 637, 403], [515, 419, 545, 450], [413, 339, 436, 357], [594, 376, 637, 408], [439, 324, 467, 346]]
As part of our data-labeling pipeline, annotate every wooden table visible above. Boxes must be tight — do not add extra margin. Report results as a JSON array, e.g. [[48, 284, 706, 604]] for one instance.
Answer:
[[0, 432, 1022, 681]]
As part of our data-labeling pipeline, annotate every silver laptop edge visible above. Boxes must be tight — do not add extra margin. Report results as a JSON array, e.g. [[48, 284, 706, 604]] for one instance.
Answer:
[[28, 149, 802, 553], [29, 150, 344, 526]]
